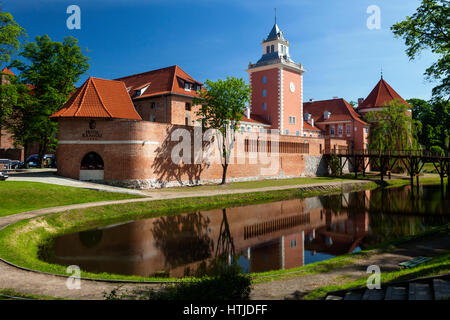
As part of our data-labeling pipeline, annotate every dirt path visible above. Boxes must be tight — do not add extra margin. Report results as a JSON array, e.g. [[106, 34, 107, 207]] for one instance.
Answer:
[[250, 234, 450, 300]]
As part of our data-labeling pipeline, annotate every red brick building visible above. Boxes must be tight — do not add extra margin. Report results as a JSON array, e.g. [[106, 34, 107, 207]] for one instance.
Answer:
[[49, 22, 410, 187]]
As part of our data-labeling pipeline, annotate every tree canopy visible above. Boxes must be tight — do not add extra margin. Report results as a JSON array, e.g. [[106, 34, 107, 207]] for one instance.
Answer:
[[0, 11, 26, 65], [408, 98, 450, 153], [364, 99, 421, 152], [8, 34, 89, 165], [391, 0, 450, 99], [192, 77, 251, 184]]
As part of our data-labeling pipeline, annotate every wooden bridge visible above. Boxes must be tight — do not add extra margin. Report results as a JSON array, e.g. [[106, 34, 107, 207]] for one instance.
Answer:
[[324, 149, 450, 189]]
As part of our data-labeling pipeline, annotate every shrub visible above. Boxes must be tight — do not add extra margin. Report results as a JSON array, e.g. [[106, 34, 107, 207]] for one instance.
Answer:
[[327, 155, 341, 177], [104, 265, 252, 300]]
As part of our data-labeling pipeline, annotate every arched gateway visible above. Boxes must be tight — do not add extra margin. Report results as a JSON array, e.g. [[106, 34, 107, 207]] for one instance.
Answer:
[[80, 152, 104, 181]]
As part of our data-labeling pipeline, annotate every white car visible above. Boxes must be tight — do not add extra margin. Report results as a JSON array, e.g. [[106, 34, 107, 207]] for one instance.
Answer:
[[0, 171, 8, 181]]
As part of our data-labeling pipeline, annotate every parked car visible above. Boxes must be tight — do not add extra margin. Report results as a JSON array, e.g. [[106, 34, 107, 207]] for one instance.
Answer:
[[26, 154, 56, 168], [0, 159, 11, 170], [9, 160, 24, 169], [0, 170, 8, 181]]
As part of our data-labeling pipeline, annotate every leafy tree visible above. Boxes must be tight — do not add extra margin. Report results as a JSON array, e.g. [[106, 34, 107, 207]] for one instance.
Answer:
[[364, 99, 421, 151], [9, 35, 89, 166], [193, 77, 251, 184], [0, 11, 26, 65], [391, 0, 450, 99], [408, 98, 450, 152], [0, 10, 26, 137]]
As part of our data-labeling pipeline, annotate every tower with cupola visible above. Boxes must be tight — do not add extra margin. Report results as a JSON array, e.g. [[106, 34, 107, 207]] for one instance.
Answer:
[[246, 20, 305, 136]]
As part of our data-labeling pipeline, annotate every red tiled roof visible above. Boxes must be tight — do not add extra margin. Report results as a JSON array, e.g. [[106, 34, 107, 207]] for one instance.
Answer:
[[303, 121, 321, 131], [50, 77, 142, 120], [240, 113, 271, 126], [303, 98, 367, 126], [115, 65, 203, 100], [1, 67, 15, 76], [358, 78, 408, 110]]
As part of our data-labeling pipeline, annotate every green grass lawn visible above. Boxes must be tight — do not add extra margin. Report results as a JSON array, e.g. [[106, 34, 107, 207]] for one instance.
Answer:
[[0, 181, 142, 217]]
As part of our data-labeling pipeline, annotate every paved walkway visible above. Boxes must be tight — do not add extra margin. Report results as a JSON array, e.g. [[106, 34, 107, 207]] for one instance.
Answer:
[[7, 170, 147, 196]]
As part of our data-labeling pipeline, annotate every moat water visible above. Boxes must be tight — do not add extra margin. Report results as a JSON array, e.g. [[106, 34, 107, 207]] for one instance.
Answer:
[[45, 184, 450, 278]]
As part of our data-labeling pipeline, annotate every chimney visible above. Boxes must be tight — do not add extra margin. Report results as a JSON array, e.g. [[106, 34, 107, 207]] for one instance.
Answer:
[[245, 106, 250, 119], [358, 98, 364, 106]]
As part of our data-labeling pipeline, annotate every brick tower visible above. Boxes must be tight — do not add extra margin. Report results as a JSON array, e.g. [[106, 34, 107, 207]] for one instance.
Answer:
[[247, 21, 306, 136]]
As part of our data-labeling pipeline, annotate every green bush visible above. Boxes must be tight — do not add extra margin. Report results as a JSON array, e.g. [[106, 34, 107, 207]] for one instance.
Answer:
[[328, 155, 341, 177], [104, 265, 252, 300]]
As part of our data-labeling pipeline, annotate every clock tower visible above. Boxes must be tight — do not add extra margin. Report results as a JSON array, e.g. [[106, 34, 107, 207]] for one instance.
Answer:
[[247, 22, 305, 136]]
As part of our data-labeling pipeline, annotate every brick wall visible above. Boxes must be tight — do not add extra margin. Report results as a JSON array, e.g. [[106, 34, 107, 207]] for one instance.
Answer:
[[56, 118, 328, 187]]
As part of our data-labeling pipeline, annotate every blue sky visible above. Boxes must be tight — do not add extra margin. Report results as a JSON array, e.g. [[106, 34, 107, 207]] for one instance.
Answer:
[[4, 0, 437, 102]]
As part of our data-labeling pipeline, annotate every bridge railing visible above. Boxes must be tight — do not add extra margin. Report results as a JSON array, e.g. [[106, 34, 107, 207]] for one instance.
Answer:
[[324, 149, 450, 158]]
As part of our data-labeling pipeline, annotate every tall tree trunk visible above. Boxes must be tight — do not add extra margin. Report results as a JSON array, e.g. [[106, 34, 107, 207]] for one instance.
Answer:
[[221, 163, 228, 185]]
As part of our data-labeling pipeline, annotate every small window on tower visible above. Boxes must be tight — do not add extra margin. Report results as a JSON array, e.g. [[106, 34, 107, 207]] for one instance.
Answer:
[[262, 76, 267, 84], [266, 46, 270, 54], [271, 45, 274, 53], [262, 89, 267, 97], [262, 102, 267, 110], [185, 102, 191, 111]]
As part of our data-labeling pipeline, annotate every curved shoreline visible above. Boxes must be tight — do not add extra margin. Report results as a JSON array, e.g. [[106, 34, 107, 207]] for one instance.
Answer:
[[0, 178, 443, 299]]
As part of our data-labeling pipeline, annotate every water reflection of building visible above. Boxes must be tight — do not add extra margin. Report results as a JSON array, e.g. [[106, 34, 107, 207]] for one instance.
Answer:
[[52, 193, 370, 277]]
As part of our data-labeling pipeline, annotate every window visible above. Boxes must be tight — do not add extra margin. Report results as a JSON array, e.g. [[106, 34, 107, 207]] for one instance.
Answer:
[[185, 102, 191, 111], [290, 239, 297, 248], [304, 133, 306, 137], [310, 134, 312, 137], [185, 115, 190, 126], [365, 128, 369, 134], [346, 125, 351, 136], [262, 102, 267, 110], [247, 126, 251, 132], [285, 129, 289, 135], [296, 131, 300, 136], [149, 115, 156, 122], [292, 116, 296, 124], [268, 115, 270, 121], [271, 45, 274, 52], [289, 116, 292, 124], [338, 125, 343, 136], [151, 102, 156, 109], [262, 76, 267, 84], [260, 127, 264, 133], [330, 126, 335, 136], [266, 46, 270, 54], [241, 126, 245, 132], [262, 89, 267, 97], [184, 82, 191, 91]]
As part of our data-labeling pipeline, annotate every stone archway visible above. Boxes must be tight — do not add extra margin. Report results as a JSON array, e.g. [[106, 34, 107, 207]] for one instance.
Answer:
[[80, 152, 104, 181]]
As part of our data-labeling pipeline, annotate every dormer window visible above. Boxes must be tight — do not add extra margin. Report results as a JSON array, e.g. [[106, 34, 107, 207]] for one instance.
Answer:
[[184, 82, 191, 91], [324, 111, 331, 120]]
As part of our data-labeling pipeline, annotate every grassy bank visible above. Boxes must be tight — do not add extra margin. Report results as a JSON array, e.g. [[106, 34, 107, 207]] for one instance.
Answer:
[[0, 181, 142, 217], [0, 177, 444, 283], [304, 250, 450, 300], [0, 288, 60, 300], [0, 181, 372, 282]]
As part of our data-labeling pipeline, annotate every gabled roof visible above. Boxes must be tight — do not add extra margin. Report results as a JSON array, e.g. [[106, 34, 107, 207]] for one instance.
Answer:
[[303, 98, 367, 126], [358, 78, 408, 110], [1, 67, 15, 76], [303, 121, 321, 131], [115, 65, 202, 100], [241, 114, 271, 126], [50, 77, 141, 120]]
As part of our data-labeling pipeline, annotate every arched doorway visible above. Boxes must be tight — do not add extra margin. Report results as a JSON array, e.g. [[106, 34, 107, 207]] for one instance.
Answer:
[[79, 152, 104, 181]]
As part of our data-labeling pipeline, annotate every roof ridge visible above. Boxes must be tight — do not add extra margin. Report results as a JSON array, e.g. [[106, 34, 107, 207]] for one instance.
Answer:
[[90, 78, 113, 118], [115, 65, 177, 81], [73, 79, 91, 117]]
